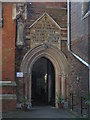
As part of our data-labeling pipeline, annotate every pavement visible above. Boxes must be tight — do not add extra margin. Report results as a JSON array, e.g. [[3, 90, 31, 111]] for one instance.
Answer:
[[2, 106, 76, 119]]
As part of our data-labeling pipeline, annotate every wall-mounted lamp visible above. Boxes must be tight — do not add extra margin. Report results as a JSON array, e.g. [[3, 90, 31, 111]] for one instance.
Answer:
[[76, 76, 80, 81]]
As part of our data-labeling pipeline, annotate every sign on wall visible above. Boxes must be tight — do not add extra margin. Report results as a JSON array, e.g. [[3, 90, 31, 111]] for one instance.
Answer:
[[16, 72, 23, 77]]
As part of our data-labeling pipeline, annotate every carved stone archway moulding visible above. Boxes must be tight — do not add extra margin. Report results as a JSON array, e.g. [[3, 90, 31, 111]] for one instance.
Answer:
[[20, 43, 68, 107]]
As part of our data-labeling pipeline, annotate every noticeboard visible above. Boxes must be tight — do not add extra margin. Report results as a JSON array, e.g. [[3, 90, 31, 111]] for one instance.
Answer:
[[16, 72, 23, 77]]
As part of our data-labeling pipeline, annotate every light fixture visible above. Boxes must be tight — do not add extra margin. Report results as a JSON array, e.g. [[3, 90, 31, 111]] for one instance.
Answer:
[[76, 76, 80, 81], [44, 74, 47, 83]]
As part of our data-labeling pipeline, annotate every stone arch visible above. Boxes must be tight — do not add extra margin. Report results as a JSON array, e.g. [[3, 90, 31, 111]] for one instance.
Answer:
[[20, 43, 68, 107]]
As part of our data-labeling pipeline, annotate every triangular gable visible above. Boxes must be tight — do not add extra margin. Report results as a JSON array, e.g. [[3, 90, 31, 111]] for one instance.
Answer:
[[29, 12, 62, 30]]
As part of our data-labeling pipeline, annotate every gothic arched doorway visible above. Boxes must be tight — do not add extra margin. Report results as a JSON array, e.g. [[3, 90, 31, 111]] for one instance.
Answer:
[[32, 57, 55, 106], [20, 44, 68, 108]]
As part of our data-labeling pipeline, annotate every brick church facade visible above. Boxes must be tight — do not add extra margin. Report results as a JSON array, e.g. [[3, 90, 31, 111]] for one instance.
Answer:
[[2, 3, 16, 112], [1, 1, 90, 117]]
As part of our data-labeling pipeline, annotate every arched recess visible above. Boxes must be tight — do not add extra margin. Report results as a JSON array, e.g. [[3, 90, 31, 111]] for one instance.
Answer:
[[20, 43, 68, 107]]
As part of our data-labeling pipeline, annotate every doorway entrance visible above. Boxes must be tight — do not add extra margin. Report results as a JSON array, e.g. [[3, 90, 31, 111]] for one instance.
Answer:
[[20, 44, 68, 107], [32, 57, 55, 106]]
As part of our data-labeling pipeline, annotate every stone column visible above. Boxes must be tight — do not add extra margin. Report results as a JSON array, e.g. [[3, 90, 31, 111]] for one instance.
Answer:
[[28, 73, 32, 108], [62, 74, 64, 98], [63, 74, 68, 109], [59, 75, 62, 96], [64, 75, 67, 100], [25, 73, 27, 99]]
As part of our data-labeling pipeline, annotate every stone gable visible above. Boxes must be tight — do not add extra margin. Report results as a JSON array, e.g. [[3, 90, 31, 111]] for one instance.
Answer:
[[29, 13, 61, 49]]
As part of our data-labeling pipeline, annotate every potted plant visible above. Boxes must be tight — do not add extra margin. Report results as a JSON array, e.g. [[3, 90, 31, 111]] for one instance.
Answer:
[[56, 94, 63, 109], [21, 97, 28, 111]]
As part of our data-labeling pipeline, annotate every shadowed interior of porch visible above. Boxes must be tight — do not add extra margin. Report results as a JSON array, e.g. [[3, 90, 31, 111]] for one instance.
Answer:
[[31, 57, 55, 106]]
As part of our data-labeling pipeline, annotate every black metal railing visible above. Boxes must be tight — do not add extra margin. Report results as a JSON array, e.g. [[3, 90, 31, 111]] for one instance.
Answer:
[[70, 93, 88, 117], [81, 96, 88, 116]]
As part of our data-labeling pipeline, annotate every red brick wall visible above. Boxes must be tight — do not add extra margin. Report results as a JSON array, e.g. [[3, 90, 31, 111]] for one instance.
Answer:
[[0, 86, 16, 94], [2, 3, 15, 81], [2, 100, 16, 112], [2, 3, 16, 112]]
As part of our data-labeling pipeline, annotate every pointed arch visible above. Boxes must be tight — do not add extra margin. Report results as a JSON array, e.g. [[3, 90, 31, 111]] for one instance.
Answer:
[[20, 43, 68, 107]]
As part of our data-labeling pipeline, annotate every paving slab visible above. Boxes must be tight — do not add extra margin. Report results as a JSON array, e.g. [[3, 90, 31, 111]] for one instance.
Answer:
[[2, 106, 76, 118]]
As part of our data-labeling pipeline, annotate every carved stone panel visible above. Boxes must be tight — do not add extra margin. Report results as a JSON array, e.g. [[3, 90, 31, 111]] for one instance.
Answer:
[[29, 13, 61, 49]]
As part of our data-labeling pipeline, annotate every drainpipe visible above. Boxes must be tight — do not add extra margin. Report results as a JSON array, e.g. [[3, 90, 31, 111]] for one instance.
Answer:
[[89, 67, 90, 118], [67, 0, 70, 52], [67, 0, 90, 117]]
